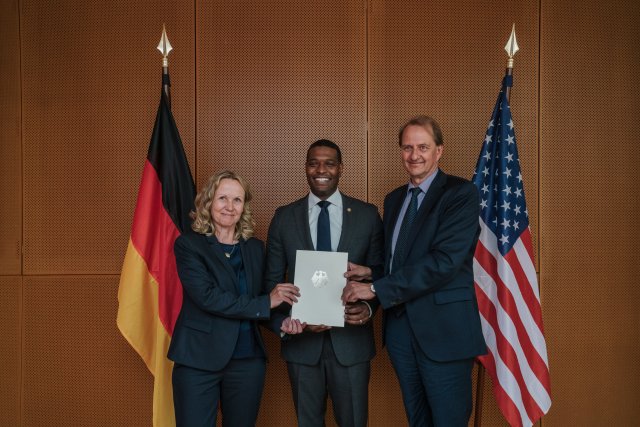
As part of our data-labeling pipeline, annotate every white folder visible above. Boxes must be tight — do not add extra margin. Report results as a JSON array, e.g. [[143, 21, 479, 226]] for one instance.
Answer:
[[291, 250, 347, 327]]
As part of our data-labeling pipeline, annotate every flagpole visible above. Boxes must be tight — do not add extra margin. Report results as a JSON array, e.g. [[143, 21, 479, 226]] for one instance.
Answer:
[[157, 24, 173, 108], [474, 358, 485, 427], [473, 24, 519, 427]]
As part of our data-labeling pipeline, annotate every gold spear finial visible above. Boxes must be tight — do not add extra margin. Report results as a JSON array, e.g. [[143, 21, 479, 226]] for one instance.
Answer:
[[157, 24, 173, 67], [504, 23, 519, 69]]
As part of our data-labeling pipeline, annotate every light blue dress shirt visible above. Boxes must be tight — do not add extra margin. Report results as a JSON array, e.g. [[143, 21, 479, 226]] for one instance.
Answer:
[[308, 190, 343, 251], [391, 170, 440, 268]]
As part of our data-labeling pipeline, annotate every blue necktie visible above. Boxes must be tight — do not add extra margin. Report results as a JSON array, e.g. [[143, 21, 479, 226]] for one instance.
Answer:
[[316, 200, 331, 251], [393, 187, 421, 265]]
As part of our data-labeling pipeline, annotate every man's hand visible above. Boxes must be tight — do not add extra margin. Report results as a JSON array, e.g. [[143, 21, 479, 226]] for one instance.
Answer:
[[344, 262, 372, 281], [342, 280, 375, 303], [344, 302, 371, 326]]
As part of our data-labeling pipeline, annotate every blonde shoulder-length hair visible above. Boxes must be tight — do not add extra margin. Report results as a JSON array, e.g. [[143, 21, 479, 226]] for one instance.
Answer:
[[190, 170, 255, 240]]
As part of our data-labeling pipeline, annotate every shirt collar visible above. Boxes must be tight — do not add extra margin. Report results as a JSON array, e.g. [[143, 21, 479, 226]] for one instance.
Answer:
[[308, 189, 343, 211], [407, 169, 439, 194]]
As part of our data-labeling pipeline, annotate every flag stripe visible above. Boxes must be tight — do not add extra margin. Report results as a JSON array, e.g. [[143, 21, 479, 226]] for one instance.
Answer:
[[117, 239, 163, 371], [477, 223, 550, 368], [477, 325, 531, 427], [516, 224, 535, 261], [474, 241, 551, 403], [130, 160, 183, 335], [503, 241, 543, 332], [474, 264, 546, 421], [475, 263, 549, 421], [509, 233, 544, 330], [146, 96, 195, 234], [117, 239, 177, 425], [151, 320, 175, 427]]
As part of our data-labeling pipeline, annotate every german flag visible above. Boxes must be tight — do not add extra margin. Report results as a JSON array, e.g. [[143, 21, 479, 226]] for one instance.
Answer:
[[117, 75, 195, 427]]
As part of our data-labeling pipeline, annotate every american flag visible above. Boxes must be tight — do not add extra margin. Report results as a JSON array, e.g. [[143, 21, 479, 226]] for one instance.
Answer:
[[472, 75, 551, 427]]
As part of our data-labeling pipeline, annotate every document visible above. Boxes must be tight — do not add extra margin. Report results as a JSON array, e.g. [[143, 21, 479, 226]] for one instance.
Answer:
[[291, 250, 347, 327]]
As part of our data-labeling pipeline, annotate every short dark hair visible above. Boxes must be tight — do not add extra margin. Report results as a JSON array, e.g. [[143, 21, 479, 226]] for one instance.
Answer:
[[307, 139, 343, 163], [398, 115, 444, 146]]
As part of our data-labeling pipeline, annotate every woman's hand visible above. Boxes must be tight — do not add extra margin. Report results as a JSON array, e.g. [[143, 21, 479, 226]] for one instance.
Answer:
[[269, 283, 301, 308], [281, 317, 306, 335]]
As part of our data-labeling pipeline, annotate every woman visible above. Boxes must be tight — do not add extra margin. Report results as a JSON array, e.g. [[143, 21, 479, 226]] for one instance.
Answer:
[[168, 170, 302, 427]]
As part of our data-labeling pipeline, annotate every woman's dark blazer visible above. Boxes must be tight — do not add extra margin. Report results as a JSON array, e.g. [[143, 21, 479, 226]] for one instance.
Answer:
[[167, 231, 271, 372]]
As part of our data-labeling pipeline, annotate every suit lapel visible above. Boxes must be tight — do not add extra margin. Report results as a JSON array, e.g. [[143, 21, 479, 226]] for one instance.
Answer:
[[383, 187, 405, 271], [239, 239, 256, 295], [385, 187, 405, 249], [293, 197, 315, 250], [337, 195, 353, 252]]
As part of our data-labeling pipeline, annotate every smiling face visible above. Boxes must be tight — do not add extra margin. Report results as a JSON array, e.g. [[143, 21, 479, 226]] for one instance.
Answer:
[[210, 178, 245, 231], [400, 124, 443, 185], [305, 146, 343, 200]]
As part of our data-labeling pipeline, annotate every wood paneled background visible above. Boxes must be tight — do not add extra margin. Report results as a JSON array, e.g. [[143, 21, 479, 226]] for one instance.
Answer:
[[1, 0, 638, 425]]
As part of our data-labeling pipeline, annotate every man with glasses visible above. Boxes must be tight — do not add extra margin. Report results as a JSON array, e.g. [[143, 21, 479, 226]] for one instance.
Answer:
[[342, 116, 486, 426]]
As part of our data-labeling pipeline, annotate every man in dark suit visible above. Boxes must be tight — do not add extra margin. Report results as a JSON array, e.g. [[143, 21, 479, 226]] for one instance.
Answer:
[[342, 116, 487, 426], [265, 139, 384, 427]]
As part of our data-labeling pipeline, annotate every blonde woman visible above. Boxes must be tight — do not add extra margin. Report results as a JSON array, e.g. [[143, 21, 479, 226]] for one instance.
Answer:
[[168, 170, 302, 427]]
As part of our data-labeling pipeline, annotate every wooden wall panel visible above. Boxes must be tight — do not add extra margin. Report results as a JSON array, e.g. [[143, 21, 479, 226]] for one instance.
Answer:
[[196, 0, 367, 240], [21, 0, 195, 274], [540, 0, 640, 424], [369, 316, 405, 426], [368, 1, 538, 425], [0, 277, 21, 426], [22, 276, 152, 427], [0, 0, 22, 274]]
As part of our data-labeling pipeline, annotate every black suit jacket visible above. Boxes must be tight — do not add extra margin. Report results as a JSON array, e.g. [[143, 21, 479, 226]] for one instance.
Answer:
[[265, 193, 384, 366], [167, 231, 271, 371], [375, 170, 487, 362]]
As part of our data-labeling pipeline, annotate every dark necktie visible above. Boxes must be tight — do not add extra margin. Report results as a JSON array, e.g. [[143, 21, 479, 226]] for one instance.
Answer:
[[316, 200, 331, 251], [393, 187, 421, 266]]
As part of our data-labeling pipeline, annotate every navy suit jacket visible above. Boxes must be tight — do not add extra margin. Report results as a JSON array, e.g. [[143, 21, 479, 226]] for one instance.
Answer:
[[374, 170, 487, 362], [265, 193, 384, 366], [167, 231, 271, 372]]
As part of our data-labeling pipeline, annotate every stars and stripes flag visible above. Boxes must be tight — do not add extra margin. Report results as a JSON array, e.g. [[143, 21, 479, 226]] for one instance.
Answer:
[[117, 74, 195, 427], [471, 75, 551, 427]]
